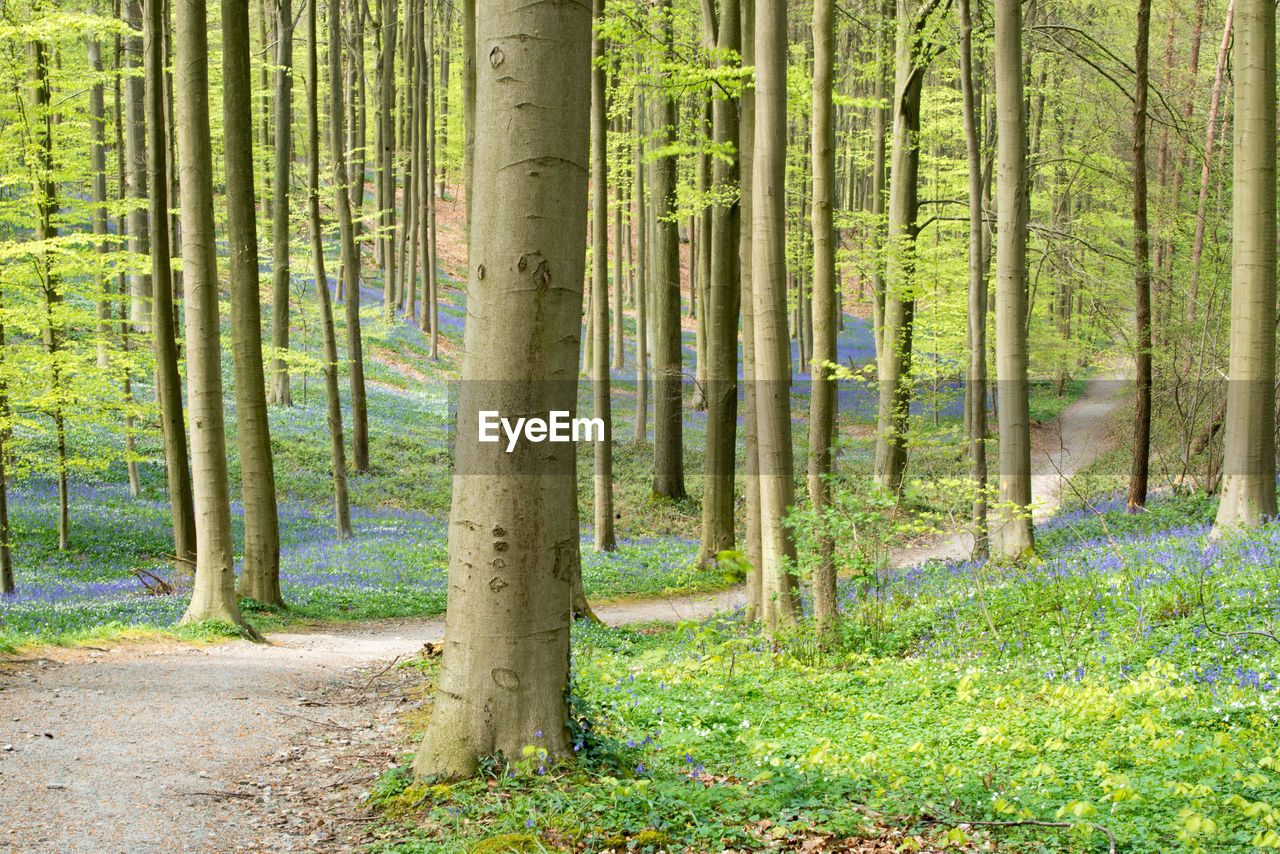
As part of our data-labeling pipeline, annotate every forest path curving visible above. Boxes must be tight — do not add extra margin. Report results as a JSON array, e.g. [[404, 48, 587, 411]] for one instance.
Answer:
[[0, 380, 1121, 853]]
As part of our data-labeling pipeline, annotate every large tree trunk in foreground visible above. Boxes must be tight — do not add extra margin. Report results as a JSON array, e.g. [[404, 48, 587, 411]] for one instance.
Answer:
[[308, 0, 353, 539], [174, 0, 258, 636], [809, 0, 837, 633], [739, 0, 762, 621], [1127, 0, 1153, 511], [269, 0, 295, 407], [145, 0, 196, 565], [696, 0, 741, 572], [992, 0, 1034, 559], [753, 0, 800, 630], [225, 0, 283, 606], [1213, 0, 1276, 530], [411, 0, 590, 779]]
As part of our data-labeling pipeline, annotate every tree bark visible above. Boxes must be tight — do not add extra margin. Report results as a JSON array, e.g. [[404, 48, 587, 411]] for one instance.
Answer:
[[123, 0, 151, 332], [591, 0, 616, 552], [1127, 0, 1152, 511], [308, 0, 353, 538], [379, 0, 398, 320], [1213, 0, 1276, 529], [225, 0, 284, 606], [650, 0, 685, 500], [808, 0, 837, 633], [739, 0, 761, 621], [753, 0, 799, 630], [992, 0, 1034, 559], [269, 0, 295, 406], [411, 0, 590, 778], [329, 0, 370, 473], [174, 0, 259, 636], [633, 82, 649, 445], [145, 0, 197, 564]]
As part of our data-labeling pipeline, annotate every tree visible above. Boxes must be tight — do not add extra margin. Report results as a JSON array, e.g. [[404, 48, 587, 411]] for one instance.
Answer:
[[173, 0, 259, 636], [808, 0, 837, 632], [739, 0, 761, 621], [1213, 0, 1276, 530], [591, 0, 616, 553], [752, 0, 799, 630], [123, 0, 150, 333], [329, 0, 370, 473], [1127, 0, 1152, 511], [411, 0, 590, 779], [992, 0, 1034, 559], [268, 0, 295, 406], [308, 0, 353, 538], [224, 0, 283, 606], [696, 0, 741, 572], [378, 0, 398, 321], [145, 0, 197, 564]]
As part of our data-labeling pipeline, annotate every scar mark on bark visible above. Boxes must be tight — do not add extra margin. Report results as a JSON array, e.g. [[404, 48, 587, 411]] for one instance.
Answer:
[[533, 260, 551, 291], [489, 46, 504, 67], [476, 264, 485, 280], [517, 256, 527, 272], [492, 525, 507, 537], [493, 540, 509, 552], [491, 557, 507, 570], [489, 576, 508, 592], [491, 668, 520, 691]]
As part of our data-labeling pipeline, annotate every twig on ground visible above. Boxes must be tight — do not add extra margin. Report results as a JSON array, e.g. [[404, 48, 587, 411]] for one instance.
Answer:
[[273, 710, 352, 730], [182, 789, 258, 800], [360, 656, 401, 693]]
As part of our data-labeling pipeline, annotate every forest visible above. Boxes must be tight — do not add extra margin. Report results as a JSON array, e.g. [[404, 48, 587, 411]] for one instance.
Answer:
[[0, 0, 1279, 850]]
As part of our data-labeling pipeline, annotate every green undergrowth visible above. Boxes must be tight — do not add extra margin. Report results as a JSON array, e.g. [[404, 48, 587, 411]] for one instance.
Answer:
[[366, 493, 1280, 853]]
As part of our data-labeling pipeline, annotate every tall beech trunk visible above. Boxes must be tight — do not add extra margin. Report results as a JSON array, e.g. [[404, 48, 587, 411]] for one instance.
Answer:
[[809, 0, 837, 632], [174, 0, 259, 636], [225, 0, 283, 606], [651, 0, 685, 499], [1127, 0, 1153, 511], [1188, 0, 1233, 319], [145, 0, 196, 564], [411, 0, 590, 779], [753, 0, 799, 631], [308, 0, 353, 538], [269, 0, 295, 406], [992, 0, 1034, 558], [739, 0, 761, 621], [329, 0, 370, 473], [1213, 0, 1276, 529], [379, 0, 398, 319], [90, 30, 112, 368], [872, 0, 927, 495], [868, 0, 890, 361], [0, 296, 11, 595], [633, 84, 649, 445], [591, 0, 616, 552], [958, 0, 987, 560], [612, 107, 626, 373], [696, 0, 741, 572]]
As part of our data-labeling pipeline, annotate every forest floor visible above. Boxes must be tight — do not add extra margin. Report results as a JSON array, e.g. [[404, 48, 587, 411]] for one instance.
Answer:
[[0, 381, 1124, 854]]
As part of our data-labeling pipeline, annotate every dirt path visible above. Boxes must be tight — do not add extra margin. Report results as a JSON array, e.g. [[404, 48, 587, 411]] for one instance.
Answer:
[[890, 374, 1125, 567], [0, 383, 1118, 853]]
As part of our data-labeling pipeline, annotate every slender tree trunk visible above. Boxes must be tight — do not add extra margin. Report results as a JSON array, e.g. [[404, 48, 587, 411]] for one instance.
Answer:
[[958, 0, 987, 560], [739, 0, 761, 622], [992, 0, 1034, 558], [1188, 0, 1233, 318], [753, 0, 799, 631], [174, 0, 259, 636], [225, 0, 283, 606], [869, 0, 890, 361], [1127, 0, 1152, 511], [697, 0, 741, 571], [420, 0, 439, 360], [633, 83, 649, 446], [1213, 0, 1276, 529], [411, 0, 590, 779], [309, 0, 353, 538], [808, 0, 837, 633], [873, 0, 926, 495], [611, 107, 625, 373], [124, 0, 151, 332], [269, 0, 295, 406], [461, 0, 474, 229], [330, 0, 371, 473], [379, 0, 398, 319], [90, 29, 112, 369], [0, 294, 11, 595], [591, 0, 616, 552], [145, 0, 197, 564], [651, 0, 685, 500], [438, 1, 450, 197]]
